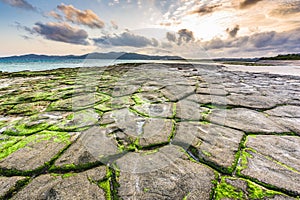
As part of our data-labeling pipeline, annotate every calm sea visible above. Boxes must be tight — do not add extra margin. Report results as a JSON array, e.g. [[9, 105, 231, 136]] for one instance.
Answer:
[[0, 59, 207, 73], [0, 58, 299, 76]]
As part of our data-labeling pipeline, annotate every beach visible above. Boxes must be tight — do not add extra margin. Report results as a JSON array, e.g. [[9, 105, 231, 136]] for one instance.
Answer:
[[223, 60, 300, 76], [0, 63, 299, 199]]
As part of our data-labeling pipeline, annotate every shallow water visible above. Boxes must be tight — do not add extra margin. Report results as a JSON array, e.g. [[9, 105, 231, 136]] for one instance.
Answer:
[[0, 58, 299, 77], [223, 63, 300, 77]]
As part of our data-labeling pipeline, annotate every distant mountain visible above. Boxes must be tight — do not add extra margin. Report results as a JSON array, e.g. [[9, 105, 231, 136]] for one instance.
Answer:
[[0, 52, 183, 61], [260, 53, 300, 60]]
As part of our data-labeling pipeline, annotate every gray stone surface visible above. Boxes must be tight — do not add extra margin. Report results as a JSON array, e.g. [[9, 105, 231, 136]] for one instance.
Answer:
[[139, 118, 173, 147], [0, 176, 27, 197], [270, 117, 300, 135], [161, 84, 195, 101], [239, 149, 300, 196], [132, 103, 174, 118], [117, 146, 215, 200], [265, 105, 300, 118], [0, 134, 69, 171], [1, 64, 300, 199], [174, 122, 244, 169], [208, 108, 288, 133], [215, 177, 294, 199], [176, 99, 208, 120], [246, 135, 300, 174], [227, 94, 280, 109], [12, 167, 107, 200]]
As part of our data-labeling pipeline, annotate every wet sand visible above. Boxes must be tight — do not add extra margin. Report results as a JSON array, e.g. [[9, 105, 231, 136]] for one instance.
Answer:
[[223, 60, 300, 76]]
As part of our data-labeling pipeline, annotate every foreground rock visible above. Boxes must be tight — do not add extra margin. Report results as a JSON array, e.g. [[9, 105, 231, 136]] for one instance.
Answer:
[[238, 135, 300, 196], [0, 176, 27, 198], [11, 167, 107, 200], [0, 63, 299, 199], [117, 146, 215, 199]]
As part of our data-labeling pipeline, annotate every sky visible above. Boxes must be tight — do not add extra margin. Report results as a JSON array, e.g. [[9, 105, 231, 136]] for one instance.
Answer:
[[0, 0, 299, 58]]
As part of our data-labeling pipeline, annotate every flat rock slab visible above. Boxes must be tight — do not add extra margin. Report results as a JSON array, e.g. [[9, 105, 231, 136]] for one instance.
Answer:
[[269, 117, 300, 135], [265, 105, 300, 118], [132, 103, 174, 118], [1, 64, 300, 199], [227, 94, 281, 109], [0, 176, 27, 198], [133, 92, 168, 103], [214, 176, 294, 199], [173, 122, 244, 171], [208, 108, 288, 133], [238, 135, 300, 196], [55, 126, 120, 168], [117, 146, 215, 200], [160, 85, 195, 102], [139, 118, 173, 147], [0, 131, 70, 172], [12, 167, 107, 200], [246, 135, 300, 172], [176, 99, 208, 120], [186, 93, 229, 105]]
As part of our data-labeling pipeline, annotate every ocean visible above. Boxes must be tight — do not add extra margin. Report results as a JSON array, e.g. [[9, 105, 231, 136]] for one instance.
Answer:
[[0, 58, 299, 76], [0, 59, 208, 73]]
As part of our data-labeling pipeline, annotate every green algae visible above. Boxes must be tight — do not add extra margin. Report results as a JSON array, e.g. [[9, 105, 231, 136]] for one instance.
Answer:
[[128, 107, 149, 118], [214, 176, 284, 200], [98, 166, 121, 200], [48, 109, 98, 132], [99, 179, 112, 200], [143, 188, 150, 193], [0, 176, 30, 200], [62, 173, 76, 178], [182, 193, 190, 200], [0, 104, 14, 115], [172, 103, 177, 118], [66, 113, 74, 120], [8, 101, 49, 116], [131, 94, 145, 105], [3, 119, 51, 136], [94, 104, 113, 112], [168, 120, 176, 142], [236, 148, 256, 173], [47, 98, 73, 111], [246, 180, 281, 199], [201, 150, 212, 157], [200, 109, 211, 119], [0, 131, 70, 160], [214, 177, 244, 200]]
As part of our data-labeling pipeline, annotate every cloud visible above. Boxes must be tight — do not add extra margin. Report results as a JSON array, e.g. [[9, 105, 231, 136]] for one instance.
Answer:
[[93, 31, 159, 47], [166, 32, 176, 42], [14, 21, 35, 34], [56, 4, 105, 29], [165, 29, 195, 46], [226, 25, 240, 38], [0, 0, 35, 11], [239, 0, 263, 9], [32, 22, 89, 45], [189, 4, 221, 15], [203, 28, 300, 54], [48, 11, 63, 20], [111, 20, 118, 29], [270, 2, 300, 17], [177, 29, 195, 45]]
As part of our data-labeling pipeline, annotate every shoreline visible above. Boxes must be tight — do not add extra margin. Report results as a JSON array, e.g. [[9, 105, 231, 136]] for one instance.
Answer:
[[1, 61, 300, 78]]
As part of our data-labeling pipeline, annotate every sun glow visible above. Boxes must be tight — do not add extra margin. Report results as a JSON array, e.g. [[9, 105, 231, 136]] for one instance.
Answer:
[[180, 11, 235, 41]]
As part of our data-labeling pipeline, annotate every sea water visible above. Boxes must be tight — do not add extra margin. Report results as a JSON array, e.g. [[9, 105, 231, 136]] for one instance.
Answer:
[[0, 58, 204, 72], [0, 58, 299, 76]]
